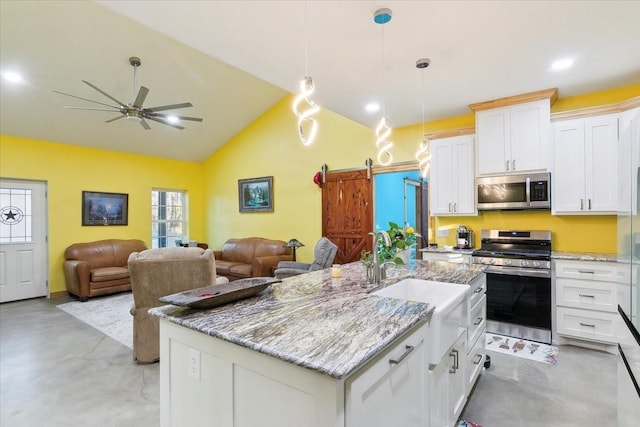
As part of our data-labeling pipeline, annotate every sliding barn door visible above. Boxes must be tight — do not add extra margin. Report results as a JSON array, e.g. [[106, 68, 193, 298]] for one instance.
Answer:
[[322, 170, 373, 264]]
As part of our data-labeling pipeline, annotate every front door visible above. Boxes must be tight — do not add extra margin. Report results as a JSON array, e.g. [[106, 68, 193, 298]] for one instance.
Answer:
[[322, 169, 373, 264], [0, 179, 48, 302]]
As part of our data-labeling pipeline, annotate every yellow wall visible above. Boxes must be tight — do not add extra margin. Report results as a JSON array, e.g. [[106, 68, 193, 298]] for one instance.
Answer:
[[0, 135, 204, 294]]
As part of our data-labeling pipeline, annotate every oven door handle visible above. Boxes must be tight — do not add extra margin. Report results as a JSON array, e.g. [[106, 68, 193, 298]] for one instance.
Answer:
[[485, 266, 551, 278]]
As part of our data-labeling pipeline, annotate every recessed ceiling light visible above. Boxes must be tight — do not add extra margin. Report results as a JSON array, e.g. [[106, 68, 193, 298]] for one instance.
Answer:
[[550, 58, 574, 71], [2, 71, 23, 83], [365, 102, 380, 113]]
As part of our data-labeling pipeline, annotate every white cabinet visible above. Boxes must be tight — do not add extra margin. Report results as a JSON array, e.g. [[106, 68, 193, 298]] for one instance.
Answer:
[[429, 330, 466, 427], [475, 99, 550, 175], [552, 114, 618, 214], [555, 260, 619, 345], [346, 325, 427, 427], [429, 134, 476, 216]]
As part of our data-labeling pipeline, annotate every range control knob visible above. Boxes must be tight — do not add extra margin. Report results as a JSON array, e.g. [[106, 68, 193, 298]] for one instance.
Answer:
[[504, 259, 512, 266], [490, 258, 497, 265], [533, 261, 541, 268], [520, 259, 529, 267]]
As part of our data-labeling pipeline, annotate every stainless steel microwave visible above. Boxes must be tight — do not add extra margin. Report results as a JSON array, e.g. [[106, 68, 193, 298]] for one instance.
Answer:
[[476, 172, 551, 210]]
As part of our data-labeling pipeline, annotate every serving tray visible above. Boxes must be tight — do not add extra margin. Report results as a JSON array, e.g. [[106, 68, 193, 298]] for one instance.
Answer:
[[159, 277, 280, 309]]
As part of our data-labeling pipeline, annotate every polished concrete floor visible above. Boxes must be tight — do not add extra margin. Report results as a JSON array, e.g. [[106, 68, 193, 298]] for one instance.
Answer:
[[1, 296, 617, 427]]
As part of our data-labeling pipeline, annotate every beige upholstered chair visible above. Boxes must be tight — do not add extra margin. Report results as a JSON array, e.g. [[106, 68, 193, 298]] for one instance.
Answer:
[[128, 247, 228, 364]]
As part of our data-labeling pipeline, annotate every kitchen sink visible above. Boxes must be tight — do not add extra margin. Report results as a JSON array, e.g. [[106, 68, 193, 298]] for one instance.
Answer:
[[373, 278, 469, 364]]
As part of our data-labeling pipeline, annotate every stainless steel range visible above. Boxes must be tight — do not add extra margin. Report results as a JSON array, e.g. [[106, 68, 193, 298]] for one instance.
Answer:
[[472, 229, 552, 344]]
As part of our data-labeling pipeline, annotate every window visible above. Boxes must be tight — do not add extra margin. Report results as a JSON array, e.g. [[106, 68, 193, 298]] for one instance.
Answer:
[[151, 189, 187, 248]]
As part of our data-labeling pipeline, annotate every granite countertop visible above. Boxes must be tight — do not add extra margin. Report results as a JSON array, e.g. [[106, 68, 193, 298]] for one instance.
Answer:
[[150, 260, 486, 379], [551, 251, 617, 262]]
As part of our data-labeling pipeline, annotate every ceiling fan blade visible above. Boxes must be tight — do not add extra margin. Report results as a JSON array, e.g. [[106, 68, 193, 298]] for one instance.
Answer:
[[105, 115, 126, 123], [146, 115, 185, 130], [147, 113, 203, 122], [63, 106, 121, 112], [53, 90, 121, 110], [82, 80, 127, 107], [145, 102, 193, 112], [133, 86, 149, 109], [140, 118, 151, 130]]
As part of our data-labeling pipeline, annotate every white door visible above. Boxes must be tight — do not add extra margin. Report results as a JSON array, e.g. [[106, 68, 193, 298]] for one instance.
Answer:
[[0, 179, 48, 302]]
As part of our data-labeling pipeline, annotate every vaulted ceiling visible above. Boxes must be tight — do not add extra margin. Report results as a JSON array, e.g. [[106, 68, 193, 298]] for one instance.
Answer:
[[2, 1, 639, 162]]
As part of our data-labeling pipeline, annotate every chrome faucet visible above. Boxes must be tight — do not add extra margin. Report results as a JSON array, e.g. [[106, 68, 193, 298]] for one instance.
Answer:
[[371, 230, 392, 285]]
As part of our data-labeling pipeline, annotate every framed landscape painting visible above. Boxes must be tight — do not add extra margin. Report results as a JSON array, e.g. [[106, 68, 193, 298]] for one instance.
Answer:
[[82, 191, 128, 226], [238, 176, 273, 213]]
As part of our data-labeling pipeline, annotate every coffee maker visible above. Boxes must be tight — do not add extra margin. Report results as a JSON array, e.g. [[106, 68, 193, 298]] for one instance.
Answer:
[[456, 226, 473, 249]]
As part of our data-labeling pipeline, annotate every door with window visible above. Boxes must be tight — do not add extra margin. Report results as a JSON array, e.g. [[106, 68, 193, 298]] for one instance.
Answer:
[[0, 179, 48, 302], [152, 189, 187, 248]]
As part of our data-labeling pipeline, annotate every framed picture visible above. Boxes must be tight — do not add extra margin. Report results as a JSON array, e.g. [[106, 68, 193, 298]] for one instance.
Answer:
[[82, 191, 129, 226], [238, 176, 274, 213]]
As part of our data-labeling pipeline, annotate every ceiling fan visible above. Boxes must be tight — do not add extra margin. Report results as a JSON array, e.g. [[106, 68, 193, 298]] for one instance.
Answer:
[[53, 56, 203, 130]]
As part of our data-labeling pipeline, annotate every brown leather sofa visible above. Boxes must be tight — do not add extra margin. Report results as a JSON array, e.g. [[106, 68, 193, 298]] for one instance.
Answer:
[[63, 239, 148, 301], [213, 237, 292, 280]]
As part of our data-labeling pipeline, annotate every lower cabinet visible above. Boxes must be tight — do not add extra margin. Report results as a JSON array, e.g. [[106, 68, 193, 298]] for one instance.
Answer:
[[346, 325, 428, 427], [429, 330, 467, 427], [554, 260, 619, 347]]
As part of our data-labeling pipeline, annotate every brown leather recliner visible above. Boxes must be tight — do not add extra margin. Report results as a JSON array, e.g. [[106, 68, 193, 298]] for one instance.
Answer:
[[213, 237, 292, 280], [63, 239, 148, 301]]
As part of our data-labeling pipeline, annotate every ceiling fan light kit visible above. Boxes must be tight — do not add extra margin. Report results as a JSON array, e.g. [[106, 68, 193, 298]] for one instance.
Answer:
[[53, 56, 203, 131]]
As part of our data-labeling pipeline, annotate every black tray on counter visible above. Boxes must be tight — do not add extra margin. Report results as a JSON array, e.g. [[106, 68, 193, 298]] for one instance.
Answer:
[[159, 277, 280, 309]]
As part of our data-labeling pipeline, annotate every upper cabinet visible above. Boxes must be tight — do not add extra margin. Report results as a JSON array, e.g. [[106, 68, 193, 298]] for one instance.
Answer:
[[470, 89, 557, 176], [429, 132, 477, 216], [552, 113, 618, 214]]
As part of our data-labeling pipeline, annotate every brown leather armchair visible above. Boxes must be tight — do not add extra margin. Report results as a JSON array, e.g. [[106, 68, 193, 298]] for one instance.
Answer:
[[213, 237, 292, 280], [128, 247, 228, 364], [63, 239, 148, 301]]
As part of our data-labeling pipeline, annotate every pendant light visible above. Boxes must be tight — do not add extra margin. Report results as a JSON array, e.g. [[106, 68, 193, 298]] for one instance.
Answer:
[[373, 8, 393, 166], [292, 1, 319, 146], [415, 58, 431, 178]]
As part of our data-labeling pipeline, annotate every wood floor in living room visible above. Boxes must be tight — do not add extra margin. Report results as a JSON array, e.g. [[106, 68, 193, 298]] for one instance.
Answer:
[[0, 296, 617, 427]]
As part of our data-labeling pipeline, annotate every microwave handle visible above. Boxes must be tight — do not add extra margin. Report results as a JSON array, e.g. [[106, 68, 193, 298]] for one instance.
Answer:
[[526, 176, 531, 206]]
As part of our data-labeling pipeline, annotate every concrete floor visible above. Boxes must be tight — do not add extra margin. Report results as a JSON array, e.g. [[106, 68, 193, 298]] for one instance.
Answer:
[[1, 296, 617, 427]]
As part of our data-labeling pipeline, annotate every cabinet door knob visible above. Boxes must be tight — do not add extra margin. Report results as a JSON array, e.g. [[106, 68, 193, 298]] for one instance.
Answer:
[[505, 160, 509, 171], [588, 199, 592, 210], [453, 202, 457, 212], [449, 349, 459, 373], [580, 199, 584, 210], [448, 202, 452, 212], [474, 317, 484, 326], [512, 159, 516, 170], [473, 354, 483, 365], [389, 344, 414, 365]]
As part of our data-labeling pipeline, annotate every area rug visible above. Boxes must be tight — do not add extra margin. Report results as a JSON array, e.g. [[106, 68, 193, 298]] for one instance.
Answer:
[[57, 292, 133, 349], [486, 333, 558, 365]]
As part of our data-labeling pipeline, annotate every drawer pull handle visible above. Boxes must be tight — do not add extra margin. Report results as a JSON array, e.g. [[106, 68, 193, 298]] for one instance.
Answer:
[[449, 349, 459, 373], [578, 270, 595, 274], [474, 317, 484, 326], [579, 294, 595, 298], [389, 345, 414, 365], [474, 287, 484, 294], [579, 322, 596, 328], [473, 354, 483, 365]]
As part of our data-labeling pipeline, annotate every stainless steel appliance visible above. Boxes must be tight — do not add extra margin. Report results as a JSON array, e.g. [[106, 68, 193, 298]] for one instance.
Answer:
[[617, 109, 640, 426], [456, 225, 473, 249], [476, 172, 551, 210], [472, 229, 552, 344]]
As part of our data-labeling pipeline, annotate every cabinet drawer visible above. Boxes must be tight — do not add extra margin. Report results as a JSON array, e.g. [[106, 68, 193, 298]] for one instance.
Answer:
[[466, 330, 485, 392], [556, 307, 618, 344], [554, 260, 617, 282], [556, 277, 617, 313], [468, 295, 486, 348], [469, 275, 486, 308]]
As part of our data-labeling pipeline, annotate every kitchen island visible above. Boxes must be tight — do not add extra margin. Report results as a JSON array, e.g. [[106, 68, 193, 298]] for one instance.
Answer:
[[151, 260, 486, 427]]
